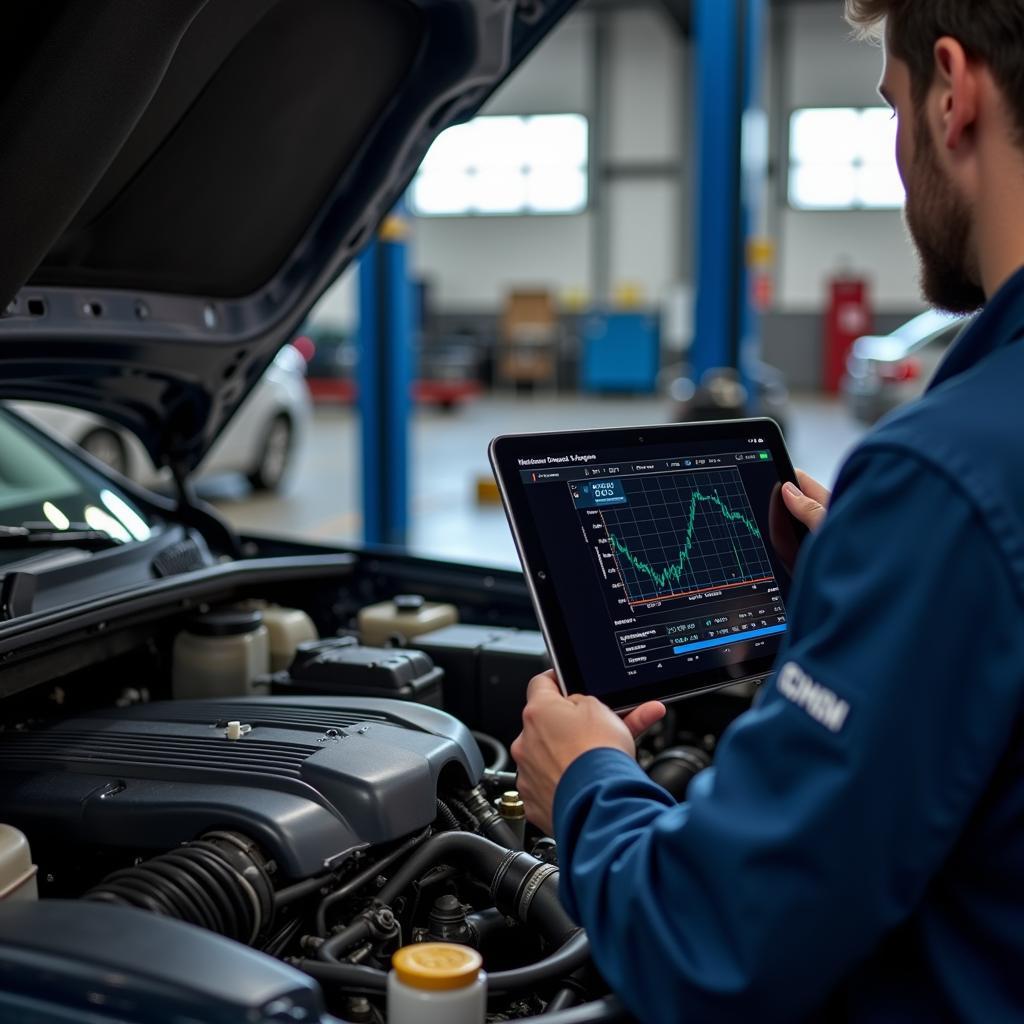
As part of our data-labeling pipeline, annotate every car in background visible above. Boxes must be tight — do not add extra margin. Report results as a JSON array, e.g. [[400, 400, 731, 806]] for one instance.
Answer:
[[842, 309, 970, 424], [12, 344, 312, 493]]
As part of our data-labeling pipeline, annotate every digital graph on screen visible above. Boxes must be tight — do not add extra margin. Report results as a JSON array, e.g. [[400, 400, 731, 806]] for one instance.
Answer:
[[592, 467, 775, 609], [562, 455, 789, 670]]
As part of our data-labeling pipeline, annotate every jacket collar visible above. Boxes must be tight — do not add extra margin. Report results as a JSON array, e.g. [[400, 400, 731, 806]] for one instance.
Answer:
[[930, 264, 1024, 390]]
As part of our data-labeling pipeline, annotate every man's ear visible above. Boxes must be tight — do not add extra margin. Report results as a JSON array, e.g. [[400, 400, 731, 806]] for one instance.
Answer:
[[934, 36, 978, 152]]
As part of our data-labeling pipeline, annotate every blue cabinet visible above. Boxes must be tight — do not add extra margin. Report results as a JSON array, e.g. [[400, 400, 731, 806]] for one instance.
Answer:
[[580, 312, 661, 393]]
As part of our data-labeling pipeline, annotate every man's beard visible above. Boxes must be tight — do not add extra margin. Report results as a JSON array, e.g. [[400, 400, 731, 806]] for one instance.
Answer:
[[904, 113, 987, 314]]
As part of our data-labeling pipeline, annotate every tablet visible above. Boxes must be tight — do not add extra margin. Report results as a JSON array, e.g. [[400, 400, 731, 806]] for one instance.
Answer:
[[489, 418, 805, 711]]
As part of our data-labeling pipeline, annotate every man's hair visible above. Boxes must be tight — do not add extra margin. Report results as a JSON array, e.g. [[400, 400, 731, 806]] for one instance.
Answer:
[[845, 1, 1024, 130]]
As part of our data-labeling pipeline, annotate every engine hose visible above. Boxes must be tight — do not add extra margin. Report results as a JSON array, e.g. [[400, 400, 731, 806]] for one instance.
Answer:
[[376, 832, 579, 947], [466, 906, 511, 946], [299, 937, 590, 995], [545, 988, 580, 1013], [459, 784, 521, 850], [435, 799, 462, 832], [274, 871, 334, 909], [472, 731, 510, 773], [264, 916, 305, 959], [647, 746, 712, 801], [314, 828, 430, 937], [446, 797, 481, 832], [485, 768, 520, 788], [310, 932, 589, 992], [294, 959, 388, 997], [488, 932, 591, 995], [534, 997, 630, 1023], [86, 831, 274, 945], [317, 917, 372, 963], [316, 903, 400, 965], [296, 957, 630, 1023]]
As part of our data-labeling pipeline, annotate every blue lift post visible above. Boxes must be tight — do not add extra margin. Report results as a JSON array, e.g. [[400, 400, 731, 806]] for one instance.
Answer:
[[692, 0, 767, 407], [358, 210, 414, 547]]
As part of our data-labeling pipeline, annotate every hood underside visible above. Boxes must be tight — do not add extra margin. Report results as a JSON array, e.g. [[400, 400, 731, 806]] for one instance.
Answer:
[[0, 0, 574, 472]]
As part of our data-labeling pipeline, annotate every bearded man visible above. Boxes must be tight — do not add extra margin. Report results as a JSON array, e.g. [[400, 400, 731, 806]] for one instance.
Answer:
[[511, 3, 1024, 1020]]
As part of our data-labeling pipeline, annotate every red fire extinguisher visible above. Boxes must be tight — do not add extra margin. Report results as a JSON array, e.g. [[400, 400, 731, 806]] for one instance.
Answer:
[[824, 276, 873, 394]]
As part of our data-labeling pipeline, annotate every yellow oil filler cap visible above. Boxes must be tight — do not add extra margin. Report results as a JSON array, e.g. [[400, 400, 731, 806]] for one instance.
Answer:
[[392, 943, 483, 991]]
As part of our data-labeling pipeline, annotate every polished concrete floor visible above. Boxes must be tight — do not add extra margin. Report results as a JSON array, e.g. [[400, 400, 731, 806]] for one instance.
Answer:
[[209, 395, 867, 569]]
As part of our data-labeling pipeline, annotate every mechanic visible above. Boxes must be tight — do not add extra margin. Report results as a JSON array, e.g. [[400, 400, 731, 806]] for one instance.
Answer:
[[510, 2, 1024, 1020]]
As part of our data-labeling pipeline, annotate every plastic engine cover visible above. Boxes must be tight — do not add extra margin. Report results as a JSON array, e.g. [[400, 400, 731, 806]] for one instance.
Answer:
[[0, 697, 483, 878], [0, 901, 327, 1023]]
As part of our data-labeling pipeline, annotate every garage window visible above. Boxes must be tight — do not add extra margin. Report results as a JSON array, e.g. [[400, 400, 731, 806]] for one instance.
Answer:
[[410, 113, 589, 217], [788, 107, 904, 210]]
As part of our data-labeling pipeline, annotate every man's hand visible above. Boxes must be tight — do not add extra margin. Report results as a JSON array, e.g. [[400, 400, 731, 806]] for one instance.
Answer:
[[782, 470, 831, 533], [510, 672, 666, 836]]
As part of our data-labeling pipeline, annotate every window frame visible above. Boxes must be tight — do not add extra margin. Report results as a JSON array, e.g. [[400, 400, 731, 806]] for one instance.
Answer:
[[785, 105, 905, 213], [408, 111, 591, 219]]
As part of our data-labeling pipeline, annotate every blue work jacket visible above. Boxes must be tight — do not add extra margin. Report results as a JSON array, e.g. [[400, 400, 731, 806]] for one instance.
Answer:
[[554, 266, 1024, 1023]]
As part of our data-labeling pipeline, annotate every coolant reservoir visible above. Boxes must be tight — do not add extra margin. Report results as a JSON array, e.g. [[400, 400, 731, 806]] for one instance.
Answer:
[[358, 595, 458, 647], [259, 605, 319, 671], [172, 608, 270, 699], [388, 943, 485, 1024], [0, 825, 37, 901]]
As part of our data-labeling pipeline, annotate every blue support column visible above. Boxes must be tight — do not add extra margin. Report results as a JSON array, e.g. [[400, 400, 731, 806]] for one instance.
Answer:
[[692, 0, 767, 407], [738, 0, 769, 403], [358, 211, 413, 547]]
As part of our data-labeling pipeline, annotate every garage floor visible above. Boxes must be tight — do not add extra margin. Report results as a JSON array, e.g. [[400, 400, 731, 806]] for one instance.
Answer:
[[209, 395, 867, 570]]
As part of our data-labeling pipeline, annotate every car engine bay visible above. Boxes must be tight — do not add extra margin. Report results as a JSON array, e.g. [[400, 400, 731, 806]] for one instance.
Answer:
[[0, 544, 746, 1023], [0, 0, 752, 1017]]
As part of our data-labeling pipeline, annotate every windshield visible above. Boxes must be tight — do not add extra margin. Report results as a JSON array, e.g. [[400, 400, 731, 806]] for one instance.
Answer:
[[0, 408, 154, 544]]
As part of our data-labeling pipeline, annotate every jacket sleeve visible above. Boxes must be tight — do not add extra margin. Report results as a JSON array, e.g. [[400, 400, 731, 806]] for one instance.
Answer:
[[552, 448, 1024, 1023]]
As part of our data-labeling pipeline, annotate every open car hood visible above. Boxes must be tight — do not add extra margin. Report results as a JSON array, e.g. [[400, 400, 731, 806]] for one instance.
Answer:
[[0, 0, 574, 474]]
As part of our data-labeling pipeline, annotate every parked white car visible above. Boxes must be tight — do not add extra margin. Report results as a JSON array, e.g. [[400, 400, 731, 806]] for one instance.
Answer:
[[841, 309, 969, 424], [12, 344, 312, 492]]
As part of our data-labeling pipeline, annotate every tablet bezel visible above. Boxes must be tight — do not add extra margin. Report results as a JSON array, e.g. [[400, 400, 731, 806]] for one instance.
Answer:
[[489, 417, 802, 711]]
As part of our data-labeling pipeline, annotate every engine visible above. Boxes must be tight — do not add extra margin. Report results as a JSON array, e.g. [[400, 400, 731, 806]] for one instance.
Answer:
[[0, 694, 604, 1021], [0, 593, 732, 1024], [0, 697, 484, 879]]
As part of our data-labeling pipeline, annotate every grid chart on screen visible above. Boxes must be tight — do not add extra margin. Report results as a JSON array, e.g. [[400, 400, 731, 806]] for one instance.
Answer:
[[597, 467, 775, 608]]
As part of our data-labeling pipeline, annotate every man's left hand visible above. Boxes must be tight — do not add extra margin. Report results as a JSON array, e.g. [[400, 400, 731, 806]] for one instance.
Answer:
[[510, 672, 667, 835]]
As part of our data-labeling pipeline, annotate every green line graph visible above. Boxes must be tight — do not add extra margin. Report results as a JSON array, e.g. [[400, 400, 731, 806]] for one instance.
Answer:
[[603, 477, 772, 601]]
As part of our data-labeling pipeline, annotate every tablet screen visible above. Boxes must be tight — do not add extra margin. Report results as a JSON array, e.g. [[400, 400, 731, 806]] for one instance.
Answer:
[[492, 421, 802, 708]]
